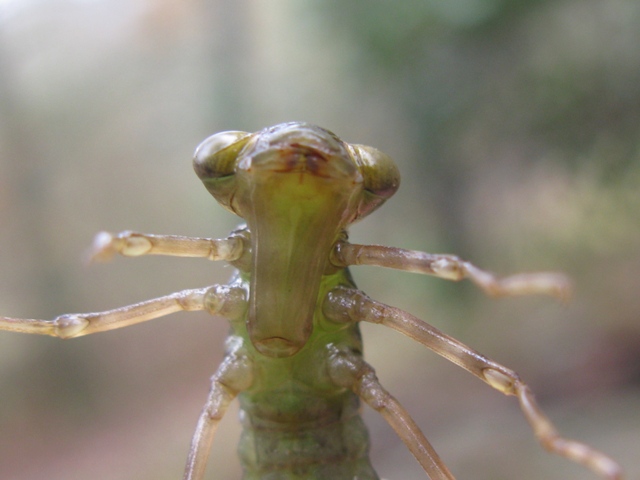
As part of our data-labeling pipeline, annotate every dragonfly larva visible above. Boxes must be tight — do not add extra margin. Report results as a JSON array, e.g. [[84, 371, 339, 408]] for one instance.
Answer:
[[0, 122, 623, 479]]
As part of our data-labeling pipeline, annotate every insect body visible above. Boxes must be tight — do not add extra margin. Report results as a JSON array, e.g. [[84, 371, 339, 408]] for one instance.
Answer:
[[0, 122, 623, 479]]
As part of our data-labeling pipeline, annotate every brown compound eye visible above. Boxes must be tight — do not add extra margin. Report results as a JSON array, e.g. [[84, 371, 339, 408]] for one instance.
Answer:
[[192, 131, 252, 215], [193, 131, 251, 179], [347, 143, 401, 222]]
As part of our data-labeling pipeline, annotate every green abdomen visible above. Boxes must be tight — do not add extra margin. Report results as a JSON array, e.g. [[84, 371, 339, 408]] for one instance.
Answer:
[[237, 386, 378, 480]]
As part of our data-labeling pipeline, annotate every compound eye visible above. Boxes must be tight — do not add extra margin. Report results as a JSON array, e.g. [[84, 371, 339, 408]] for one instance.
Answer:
[[347, 144, 400, 220], [193, 131, 251, 180], [193, 131, 253, 215]]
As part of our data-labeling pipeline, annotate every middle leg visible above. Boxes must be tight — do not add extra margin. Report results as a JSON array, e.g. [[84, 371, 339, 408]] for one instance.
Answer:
[[323, 287, 623, 480]]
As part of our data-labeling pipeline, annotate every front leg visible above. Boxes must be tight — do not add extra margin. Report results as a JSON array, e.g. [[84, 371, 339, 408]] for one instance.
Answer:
[[332, 242, 571, 301], [0, 284, 247, 338], [89, 231, 245, 263]]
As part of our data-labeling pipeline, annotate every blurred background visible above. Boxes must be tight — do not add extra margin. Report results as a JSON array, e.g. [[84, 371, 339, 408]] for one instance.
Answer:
[[0, 0, 638, 479]]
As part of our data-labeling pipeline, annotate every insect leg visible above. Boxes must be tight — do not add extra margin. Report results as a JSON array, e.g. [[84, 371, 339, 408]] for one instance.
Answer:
[[88, 231, 245, 262], [333, 243, 571, 301], [326, 343, 455, 480], [324, 287, 623, 480], [0, 284, 247, 338], [183, 346, 253, 480]]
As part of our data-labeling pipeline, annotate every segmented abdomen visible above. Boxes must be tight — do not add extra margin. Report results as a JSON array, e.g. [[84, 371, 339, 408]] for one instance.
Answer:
[[237, 388, 378, 480]]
